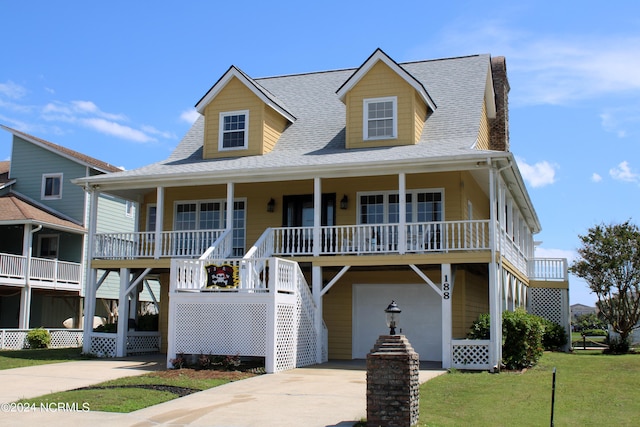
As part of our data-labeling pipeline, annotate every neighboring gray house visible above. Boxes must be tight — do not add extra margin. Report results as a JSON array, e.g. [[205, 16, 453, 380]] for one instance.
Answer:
[[0, 126, 142, 329]]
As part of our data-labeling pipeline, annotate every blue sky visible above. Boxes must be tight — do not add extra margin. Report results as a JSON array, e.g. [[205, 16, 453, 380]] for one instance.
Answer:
[[1, 1, 639, 306]]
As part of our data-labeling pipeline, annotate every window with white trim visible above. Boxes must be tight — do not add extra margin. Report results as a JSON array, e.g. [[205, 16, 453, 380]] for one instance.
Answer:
[[219, 110, 249, 150], [174, 199, 246, 256], [41, 173, 63, 200], [364, 97, 397, 140], [38, 234, 59, 259], [359, 189, 443, 224], [146, 205, 157, 232]]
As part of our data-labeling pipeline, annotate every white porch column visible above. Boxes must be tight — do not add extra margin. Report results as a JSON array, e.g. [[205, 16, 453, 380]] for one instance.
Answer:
[[154, 186, 165, 259], [116, 268, 130, 357], [398, 173, 406, 254], [226, 182, 234, 232], [313, 178, 321, 256], [441, 263, 452, 369], [312, 265, 323, 363], [488, 165, 502, 371], [18, 224, 34, 328], [82, 188, 100, 353]]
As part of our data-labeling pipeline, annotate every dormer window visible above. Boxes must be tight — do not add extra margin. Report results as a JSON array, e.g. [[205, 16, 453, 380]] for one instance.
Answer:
[[364, 97, 397, 140], [219, 110, 249, 150]]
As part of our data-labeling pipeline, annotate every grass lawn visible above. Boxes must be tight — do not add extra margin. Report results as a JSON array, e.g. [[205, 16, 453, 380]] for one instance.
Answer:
[[419, 351, 640, 427], [16, 369, 255, 412], [0, 347, 84, 370]]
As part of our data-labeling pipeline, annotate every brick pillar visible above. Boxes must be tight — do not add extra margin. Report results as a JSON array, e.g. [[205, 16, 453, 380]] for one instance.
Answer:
[[366, 335, 420, 427]]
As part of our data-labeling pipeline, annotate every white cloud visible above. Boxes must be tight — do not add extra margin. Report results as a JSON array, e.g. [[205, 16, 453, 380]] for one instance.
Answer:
[[180, 108, 200, 124], [140, 124, 175, 139], [428, 22, 640, 106], [0, 81, 27, 99], [609, 161, 639, 184], [591, 173, 602, 183], [80, 118, 156, 143], [534, 247, 577, 263], [516, 157, 557, 188]]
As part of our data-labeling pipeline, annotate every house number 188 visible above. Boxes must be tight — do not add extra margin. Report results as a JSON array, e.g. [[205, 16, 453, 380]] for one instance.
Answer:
[[442, 282, 450, 299]]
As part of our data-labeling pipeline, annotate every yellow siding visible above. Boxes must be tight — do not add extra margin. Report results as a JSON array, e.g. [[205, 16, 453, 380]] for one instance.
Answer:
[[263, 107, 288, 153], [476, 101, 490, 150], [345, 61, 422, 149], [461, 171, 490, 220], [158, 273, 170, 353], [202, 77, 265, 159], [451, 268, 489, 338], [414, 91, 428, 142]]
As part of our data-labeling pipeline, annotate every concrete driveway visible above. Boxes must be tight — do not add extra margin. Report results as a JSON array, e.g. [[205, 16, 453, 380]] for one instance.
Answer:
[[0, 357, 445, 427]]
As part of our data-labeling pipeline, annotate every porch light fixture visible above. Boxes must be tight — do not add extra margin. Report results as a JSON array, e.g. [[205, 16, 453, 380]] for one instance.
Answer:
[[267, 198, 275, 213], [384, 300, 401, 335], [340, 194, 348, 210]]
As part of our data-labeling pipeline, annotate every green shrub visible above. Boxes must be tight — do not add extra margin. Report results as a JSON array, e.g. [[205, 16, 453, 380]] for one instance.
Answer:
[[26, 328, 51, 349], [467, 313, 491, 339], [502, 308, 544, 370], [606, 336, 631, 354], [540, 318, 568, 350]]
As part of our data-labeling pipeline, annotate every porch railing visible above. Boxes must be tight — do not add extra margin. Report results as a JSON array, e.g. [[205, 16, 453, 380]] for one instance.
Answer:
[[528, 258, 568, 281], [271, 220, 490, 256], [0, 252, 82, 287], [94, 229, 225, 259], [171, 257, 298, 294]]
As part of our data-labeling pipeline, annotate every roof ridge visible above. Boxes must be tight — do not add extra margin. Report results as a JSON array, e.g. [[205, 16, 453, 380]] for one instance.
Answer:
[[0, 125, 122, 173]]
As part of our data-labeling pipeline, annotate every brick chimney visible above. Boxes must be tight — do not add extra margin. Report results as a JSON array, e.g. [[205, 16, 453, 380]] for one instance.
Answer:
[[489, 56, 510, 152]]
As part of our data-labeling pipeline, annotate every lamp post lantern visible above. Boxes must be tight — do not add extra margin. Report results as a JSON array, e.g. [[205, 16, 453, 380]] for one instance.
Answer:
[[384, 300, 401, 335]]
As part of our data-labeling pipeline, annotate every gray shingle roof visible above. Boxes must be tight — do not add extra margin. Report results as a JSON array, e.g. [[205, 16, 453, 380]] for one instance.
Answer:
[[84, 53, 497, 183]]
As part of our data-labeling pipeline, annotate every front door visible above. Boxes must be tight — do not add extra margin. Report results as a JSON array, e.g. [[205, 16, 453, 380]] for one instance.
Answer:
[[282, 194, 335, 227]]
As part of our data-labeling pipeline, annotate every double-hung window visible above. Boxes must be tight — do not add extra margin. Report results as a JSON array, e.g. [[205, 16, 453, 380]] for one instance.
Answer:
[[363, 97, 397, 140], [174, 199, 246, 256], [219, 110, 249, 150], [41, 173, 63, 200]]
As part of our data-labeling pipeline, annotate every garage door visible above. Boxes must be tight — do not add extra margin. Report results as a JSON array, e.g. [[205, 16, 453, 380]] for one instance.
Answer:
[[352, 283, 442, 361]]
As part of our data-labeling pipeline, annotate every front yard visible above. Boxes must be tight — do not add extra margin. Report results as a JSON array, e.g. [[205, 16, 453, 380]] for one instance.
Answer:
[[419, 351, 640, 426]]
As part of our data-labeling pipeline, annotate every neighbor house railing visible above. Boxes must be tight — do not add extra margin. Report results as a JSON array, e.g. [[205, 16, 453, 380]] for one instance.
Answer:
[[0, 252, 82, 288]]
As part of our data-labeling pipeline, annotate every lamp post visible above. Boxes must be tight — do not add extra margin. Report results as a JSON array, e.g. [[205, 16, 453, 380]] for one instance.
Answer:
[[384, 300, 401, 335]]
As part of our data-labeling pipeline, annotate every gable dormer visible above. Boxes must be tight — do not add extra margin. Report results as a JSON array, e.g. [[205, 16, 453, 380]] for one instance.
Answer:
[[195, 66, 295, 159], [336, 49, 436, 149]]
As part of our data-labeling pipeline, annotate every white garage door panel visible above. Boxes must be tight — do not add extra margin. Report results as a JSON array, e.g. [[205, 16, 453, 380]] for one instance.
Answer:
[[353, 284, 442, 361]]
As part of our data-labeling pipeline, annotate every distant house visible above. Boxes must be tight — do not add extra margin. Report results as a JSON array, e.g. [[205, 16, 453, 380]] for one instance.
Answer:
[[0, 126, 150, 333], [75, 49, 570, 371], [570, 303, 596, 320]]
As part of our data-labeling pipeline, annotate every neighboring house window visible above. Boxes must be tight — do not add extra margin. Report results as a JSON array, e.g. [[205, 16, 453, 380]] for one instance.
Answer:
[[42, 173, 63, 200], [125, 201, 135, 218], [219, 110, 249, 150], [363, 97, 397, 140], [174, 199, 246, 255], [38, 234, 59, 259]]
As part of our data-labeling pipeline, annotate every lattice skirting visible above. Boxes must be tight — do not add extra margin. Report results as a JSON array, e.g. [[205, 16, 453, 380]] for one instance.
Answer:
[[89, 334, 117, 357], [1, 329, 83, 350], [451, 340, 491, 370], [528, 288, 565, 325], [173, 302, 268, 357]]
